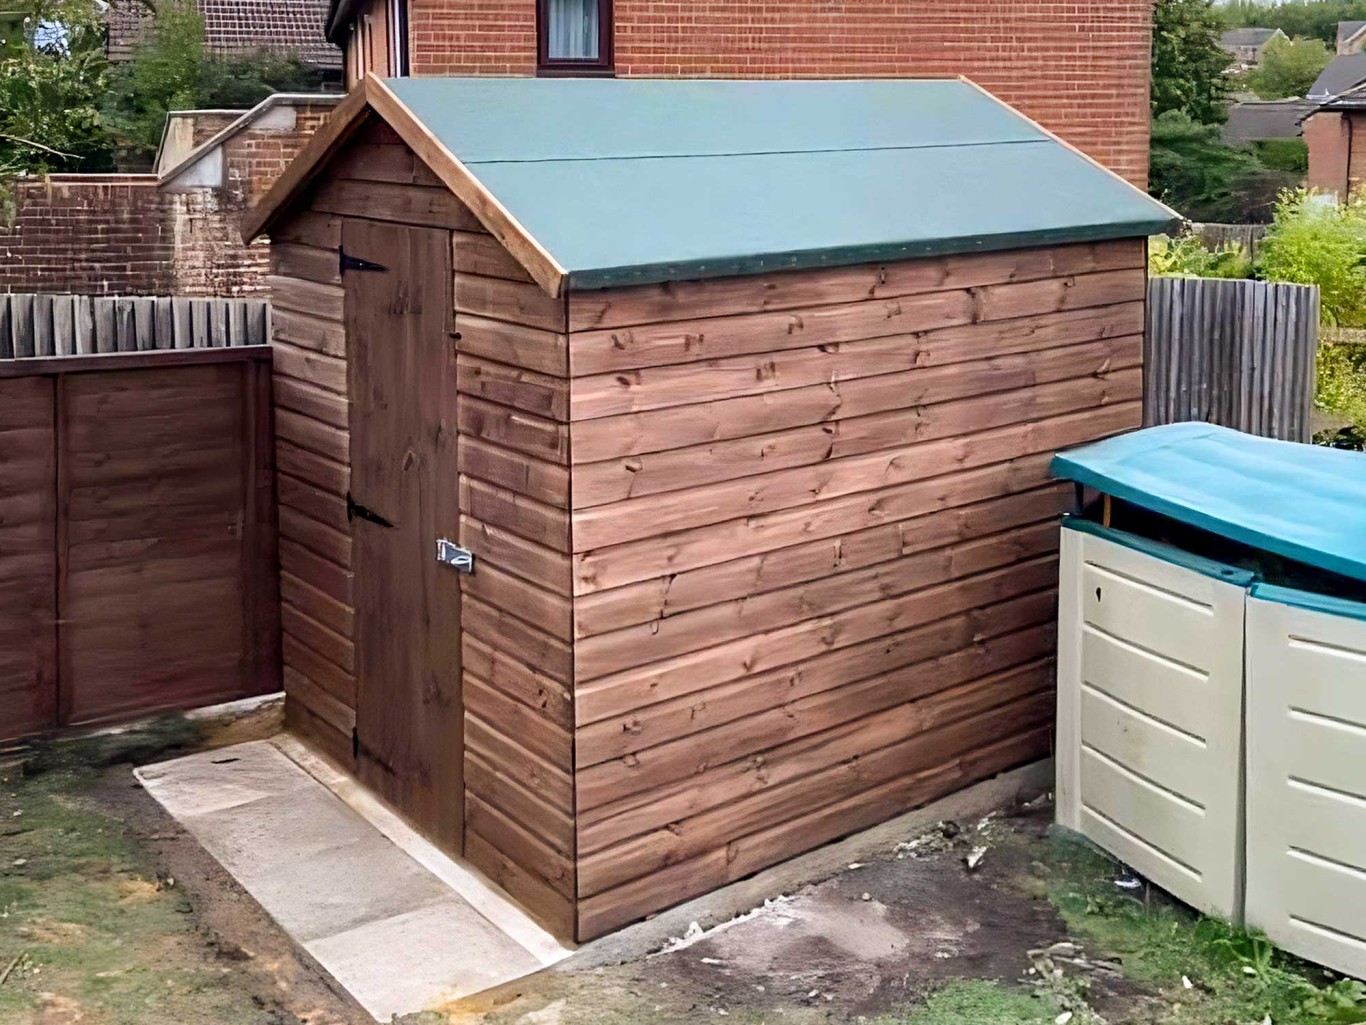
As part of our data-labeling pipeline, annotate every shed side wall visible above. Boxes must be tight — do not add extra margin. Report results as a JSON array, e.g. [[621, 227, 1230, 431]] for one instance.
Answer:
[[566, 238, 1147, 939], [268, 119, 578, 940]]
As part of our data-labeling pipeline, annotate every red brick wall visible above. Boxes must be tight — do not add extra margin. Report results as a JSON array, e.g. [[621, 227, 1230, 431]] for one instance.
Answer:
[[0, 101, 336, 297], [407, 0, 1154, 185], [1305, 110, 1366, 201], [0, 177, 176, 295]]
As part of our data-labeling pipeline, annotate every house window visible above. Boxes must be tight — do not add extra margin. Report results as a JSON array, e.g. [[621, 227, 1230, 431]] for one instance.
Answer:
[[539, 0, 613, 74]]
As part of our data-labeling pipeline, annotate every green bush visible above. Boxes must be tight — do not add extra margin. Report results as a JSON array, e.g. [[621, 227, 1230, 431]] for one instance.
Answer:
[[1258, 188, 1366, 327], [1248, 36, 1332, 100], [1254, 138, 1309, 174], [101, 0, 326, 168], [1149, 233, 1254, 278], [1317, 339, 1366, 425]]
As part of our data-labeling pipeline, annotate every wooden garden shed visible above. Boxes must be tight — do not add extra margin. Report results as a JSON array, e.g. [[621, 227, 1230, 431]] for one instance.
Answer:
[[245, 76, 1178, 944]]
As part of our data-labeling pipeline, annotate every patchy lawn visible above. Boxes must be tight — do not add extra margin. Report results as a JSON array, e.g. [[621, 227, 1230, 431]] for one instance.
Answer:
[[0, 712, 360, 1025], [2, 716, 1363, 1025]]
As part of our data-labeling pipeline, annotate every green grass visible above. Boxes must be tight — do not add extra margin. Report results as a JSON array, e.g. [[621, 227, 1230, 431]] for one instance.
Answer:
[[1045, 831, 1366, 1025], [887, 980, 1059, 1025], [0, 730, 276, 1025]]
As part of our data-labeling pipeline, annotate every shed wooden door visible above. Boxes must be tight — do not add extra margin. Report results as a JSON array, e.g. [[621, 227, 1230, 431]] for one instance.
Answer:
[[345, 219, 464, 853]]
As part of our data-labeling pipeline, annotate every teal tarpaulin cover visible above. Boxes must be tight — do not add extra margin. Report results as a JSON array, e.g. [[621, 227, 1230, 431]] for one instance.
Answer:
[[1052, 423, 1366, 584]]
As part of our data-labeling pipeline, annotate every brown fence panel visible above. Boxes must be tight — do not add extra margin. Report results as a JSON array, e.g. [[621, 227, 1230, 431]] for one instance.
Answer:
[[0, 349, 280, 742], [1146, 277, 1319, 443], [0, 379, 58, 739]]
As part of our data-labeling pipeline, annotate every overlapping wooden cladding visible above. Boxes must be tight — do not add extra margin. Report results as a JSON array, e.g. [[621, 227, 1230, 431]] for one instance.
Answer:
[[265, 116, 1148, 946], [565, 238, 1146, 939], [455, 224, 576, 942]]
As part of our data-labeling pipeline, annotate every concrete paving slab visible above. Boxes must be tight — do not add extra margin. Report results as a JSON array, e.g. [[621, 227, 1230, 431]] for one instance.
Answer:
[[138, 739, 568, 1021], [306, 897, 544, 1018]]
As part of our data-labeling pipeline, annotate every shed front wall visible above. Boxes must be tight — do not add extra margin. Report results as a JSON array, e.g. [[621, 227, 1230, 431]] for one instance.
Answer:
[[266, 117, 577, 939], [566, 238, 1147, 938]]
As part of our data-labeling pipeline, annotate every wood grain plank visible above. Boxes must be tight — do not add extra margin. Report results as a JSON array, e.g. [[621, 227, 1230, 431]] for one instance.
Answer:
[[569, 304, 1144, 423], [576, 555, 1058, 724], [575, 484, 1070, 637], [568, 241, 1146, 331], [571, 402, 1140, 551], [577, 666, 1053, 890], [570, 288, 976, 376], [577, 591, 1057, 769], [573, 365, 1141, 508]]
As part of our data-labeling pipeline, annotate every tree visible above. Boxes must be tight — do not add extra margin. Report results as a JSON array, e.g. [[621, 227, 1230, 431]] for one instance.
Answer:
[[0, 0, 113, 178], [1150, 111, 1271, 221], [1220, 0, 1366, 49], [102, 0, 326, 167], [1249, 36, 1331, 99], [1152, 0, 1231, 125]]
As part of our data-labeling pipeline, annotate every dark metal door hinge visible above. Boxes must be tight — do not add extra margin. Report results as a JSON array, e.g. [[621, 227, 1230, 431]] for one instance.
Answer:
[[339, 246, 389, 274], [346, 492, 395, 528]]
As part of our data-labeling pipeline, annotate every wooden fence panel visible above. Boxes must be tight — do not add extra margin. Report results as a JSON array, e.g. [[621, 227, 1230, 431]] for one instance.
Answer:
[[0, 348, 280, 743], [0, 294, 270, 358], [0, 378, 58, 741], [1146, 277, 1319, 443]]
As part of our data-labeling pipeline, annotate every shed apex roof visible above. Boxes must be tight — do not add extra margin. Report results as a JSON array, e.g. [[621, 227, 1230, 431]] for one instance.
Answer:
[[246, 77, 1178, 296], [1340, 20, 1366, 46]]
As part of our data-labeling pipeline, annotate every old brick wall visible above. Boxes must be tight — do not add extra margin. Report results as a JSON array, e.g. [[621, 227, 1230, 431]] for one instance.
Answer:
[[0, 100, 337, 297], [407, 0, 1154, 185], [0, 177, 177, 295]]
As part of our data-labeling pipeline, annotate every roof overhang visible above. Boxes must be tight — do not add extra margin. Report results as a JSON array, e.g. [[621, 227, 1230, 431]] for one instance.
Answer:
[[242, 78, 569, 297], [325, 0, 360, 45], [246, 77, 1176, 301]]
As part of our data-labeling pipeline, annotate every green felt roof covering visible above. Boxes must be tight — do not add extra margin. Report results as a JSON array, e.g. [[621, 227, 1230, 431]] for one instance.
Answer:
[[384, 78, 1179, 290]]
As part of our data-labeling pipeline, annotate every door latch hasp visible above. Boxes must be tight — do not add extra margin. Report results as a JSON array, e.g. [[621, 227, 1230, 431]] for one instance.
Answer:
[[436, 539, 475, 574]]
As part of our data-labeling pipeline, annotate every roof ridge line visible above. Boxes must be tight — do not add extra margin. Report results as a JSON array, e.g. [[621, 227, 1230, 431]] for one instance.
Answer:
[[462, 137, 1051, 167]]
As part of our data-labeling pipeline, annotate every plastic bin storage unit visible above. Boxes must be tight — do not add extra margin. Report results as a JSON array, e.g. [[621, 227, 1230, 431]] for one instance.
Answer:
[[1053, 423, 1366, 975], [1055, 517, 1252, 919]]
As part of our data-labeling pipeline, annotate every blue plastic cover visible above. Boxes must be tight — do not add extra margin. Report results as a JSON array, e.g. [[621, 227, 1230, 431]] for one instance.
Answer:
[[1052, 423, 1366, 584], [383, 78, 1180, 290]]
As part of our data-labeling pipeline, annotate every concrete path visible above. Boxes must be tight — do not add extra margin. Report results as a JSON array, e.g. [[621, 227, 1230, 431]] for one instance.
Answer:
[[137, 739, 571, 1022]]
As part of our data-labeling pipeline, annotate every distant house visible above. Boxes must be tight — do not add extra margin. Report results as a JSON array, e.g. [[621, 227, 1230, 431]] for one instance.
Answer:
[[1221, 27, 1287, 70], [1338, 20, 1366, 55], [1223, 98, 1316, 145], [1304, 83, 1366, 199], [106, 0, 343, 84], [1309, 52, 1366, 100]]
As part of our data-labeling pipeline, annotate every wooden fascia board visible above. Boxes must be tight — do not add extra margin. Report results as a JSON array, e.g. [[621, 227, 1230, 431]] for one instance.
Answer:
[[365, 77, 570, 298], [240, 82, 375, 243]]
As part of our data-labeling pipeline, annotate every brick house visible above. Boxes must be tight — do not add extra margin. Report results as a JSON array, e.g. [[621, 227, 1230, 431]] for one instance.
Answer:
[[1304, 86, 1366, 200], [1219, 27, 1286, 71], [324, 0, 1156, 186]]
